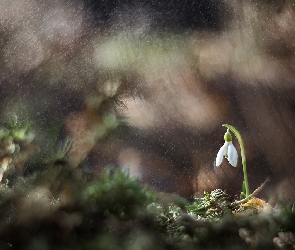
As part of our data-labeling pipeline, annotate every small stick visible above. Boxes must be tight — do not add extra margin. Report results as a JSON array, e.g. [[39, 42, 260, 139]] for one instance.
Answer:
[[234, 178, 270, 205]]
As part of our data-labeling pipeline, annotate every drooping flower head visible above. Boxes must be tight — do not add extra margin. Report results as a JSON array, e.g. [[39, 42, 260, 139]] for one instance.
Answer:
[[215, 129, 238, 167]]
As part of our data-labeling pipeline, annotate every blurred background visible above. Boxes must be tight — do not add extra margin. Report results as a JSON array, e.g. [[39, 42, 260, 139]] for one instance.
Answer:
[[0, 0, 295, 199]]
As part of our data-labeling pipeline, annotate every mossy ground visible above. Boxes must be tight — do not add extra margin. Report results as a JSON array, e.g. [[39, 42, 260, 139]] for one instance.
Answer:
[[0, 167, 294, 250]]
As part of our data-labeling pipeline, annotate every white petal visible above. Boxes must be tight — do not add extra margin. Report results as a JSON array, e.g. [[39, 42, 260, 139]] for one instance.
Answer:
[[227, 142, 238, 167], [215, 142, 228, 166]]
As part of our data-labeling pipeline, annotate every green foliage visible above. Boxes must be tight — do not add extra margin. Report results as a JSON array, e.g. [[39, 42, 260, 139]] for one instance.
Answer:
[[187, 189, 237, 221], [274, 200, 295, 232], [0, 116, 34, 157], [82, 167, 155, 217], [0, 168, 294, 250], [0, 116, 35, 183], [147, 202, 184, 240], [49, 137, 73, 166], [2, 115, 34, 143]]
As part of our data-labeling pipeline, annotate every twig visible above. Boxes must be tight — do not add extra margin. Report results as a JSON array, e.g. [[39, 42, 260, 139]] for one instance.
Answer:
[[234, 178, 270, 205]]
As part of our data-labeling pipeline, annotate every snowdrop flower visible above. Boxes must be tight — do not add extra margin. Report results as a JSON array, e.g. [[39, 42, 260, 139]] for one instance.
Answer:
[[216, 129, 238, 167]]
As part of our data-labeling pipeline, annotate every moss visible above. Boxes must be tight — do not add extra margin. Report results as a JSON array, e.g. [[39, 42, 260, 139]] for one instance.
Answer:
[[0, 168, 294, 249]]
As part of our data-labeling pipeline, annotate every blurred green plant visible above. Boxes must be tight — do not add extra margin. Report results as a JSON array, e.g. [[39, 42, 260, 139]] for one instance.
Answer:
[[51, 137, 73, 166], [82, 167, 155, 217], [0, 115, 35, 183], [7, 115, 34, 142]]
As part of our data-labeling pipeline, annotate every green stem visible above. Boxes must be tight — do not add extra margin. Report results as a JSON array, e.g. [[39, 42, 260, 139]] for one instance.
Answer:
[[222, 124, 250, 199]]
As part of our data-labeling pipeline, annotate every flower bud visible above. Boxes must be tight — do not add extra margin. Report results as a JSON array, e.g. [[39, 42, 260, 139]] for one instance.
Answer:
[[224, 129, 232, 142]]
